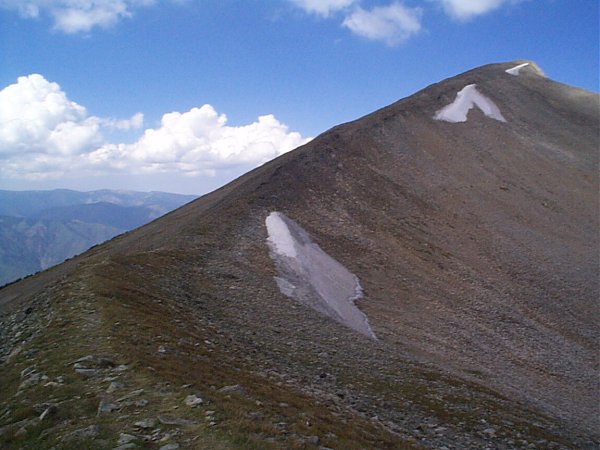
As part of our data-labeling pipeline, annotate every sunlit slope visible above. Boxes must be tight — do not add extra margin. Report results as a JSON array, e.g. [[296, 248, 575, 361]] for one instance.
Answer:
[[1, 61, 598, 449]]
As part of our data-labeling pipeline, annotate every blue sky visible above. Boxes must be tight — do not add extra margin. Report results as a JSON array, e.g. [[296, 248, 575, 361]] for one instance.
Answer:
[[0, 0, 598, 195]]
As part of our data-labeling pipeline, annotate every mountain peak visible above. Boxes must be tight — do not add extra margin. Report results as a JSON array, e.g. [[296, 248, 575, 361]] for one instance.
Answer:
[[502, 59, 546, 76], [1, 63, 598, 448]]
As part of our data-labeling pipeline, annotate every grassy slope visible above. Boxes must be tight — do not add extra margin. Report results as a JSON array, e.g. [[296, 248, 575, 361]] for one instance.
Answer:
[[2, 240, 583, 448], [0, 256, 416, 449]]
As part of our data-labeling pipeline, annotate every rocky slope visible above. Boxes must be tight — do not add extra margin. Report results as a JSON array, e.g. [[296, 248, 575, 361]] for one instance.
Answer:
[[0, 61, 598, 449]]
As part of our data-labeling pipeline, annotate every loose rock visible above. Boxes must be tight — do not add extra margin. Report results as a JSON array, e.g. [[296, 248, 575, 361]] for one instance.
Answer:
[[218, 384, 245, 396], [118, 433, 137, 445], [98, 399, 119, 415], [113, 444, 136, 450], [184, 394, 203, 407], [159, 444, 180, 450], [134, 419, 156, 429], [107, 381, 125, 393]]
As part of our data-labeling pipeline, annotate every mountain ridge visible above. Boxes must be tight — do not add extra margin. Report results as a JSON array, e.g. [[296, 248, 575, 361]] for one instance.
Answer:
[[0, 61, 598, 449]]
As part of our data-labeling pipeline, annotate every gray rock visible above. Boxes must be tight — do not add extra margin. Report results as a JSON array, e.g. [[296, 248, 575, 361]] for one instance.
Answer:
[[184, 394, 203, 407], [158, 444, 180, 450], [118, 433, 137, 444], [74, 355, 95, 364], [134, 419, 156, 429], [18, 372, 41, 389], [0, 418, 38, 437], [217, 384, 245, 395], [98, 399, 119, 415], [75, 368, 98, 377], [73, 355, 114, 369], [107, 381, 125, 393], [113, 444, 136, 450], [20, 367, 35, 378], [117, 388, 144, 402]]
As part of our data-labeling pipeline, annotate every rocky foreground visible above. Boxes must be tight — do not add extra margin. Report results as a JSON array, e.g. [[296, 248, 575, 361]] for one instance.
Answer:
[[1, 259, 595, 449]]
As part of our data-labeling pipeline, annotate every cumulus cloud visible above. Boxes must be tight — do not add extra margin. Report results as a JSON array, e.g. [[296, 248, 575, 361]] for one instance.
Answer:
[[439, 0, 509, 21], [0, 0, 155, 33], [101, 113, 145, 131], [289, 0, 357, 17], [342, 2, 423, 46], [0, 74, 103, 157], [88, 106, 309, 177], [0, 74, 309, 183]]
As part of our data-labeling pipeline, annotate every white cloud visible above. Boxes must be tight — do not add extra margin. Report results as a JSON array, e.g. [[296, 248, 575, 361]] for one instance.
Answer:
[[87, 106, 309, 176], [101, 112, 145, 131], [342, 2, 423, 46], [0, 74, 309, 184], [0, 0, 155, 33], [439, 0, 508, 21], [290, 0, 357, 17], [0, 74, 102, 156]]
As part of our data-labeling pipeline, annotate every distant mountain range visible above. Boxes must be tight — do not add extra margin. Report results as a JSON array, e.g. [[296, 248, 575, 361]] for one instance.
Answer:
[[0, 189, 196, 285]]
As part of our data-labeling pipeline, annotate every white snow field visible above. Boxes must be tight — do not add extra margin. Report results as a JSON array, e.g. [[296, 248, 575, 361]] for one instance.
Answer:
[[265, 212, 297, 258], [434, 84, 506, 123], [265, 212, 376, 339], [506, 62, 529, 75]]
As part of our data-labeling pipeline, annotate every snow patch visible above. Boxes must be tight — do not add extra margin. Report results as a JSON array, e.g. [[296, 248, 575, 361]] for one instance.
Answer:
[[434, 84, 506, 123], [265, 211, 376, 339], [265, 212, 297, 258], [506, 63, 529, 76]]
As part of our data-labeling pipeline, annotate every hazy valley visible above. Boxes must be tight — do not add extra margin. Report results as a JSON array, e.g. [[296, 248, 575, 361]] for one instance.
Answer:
[[0, 190, 196, 286]]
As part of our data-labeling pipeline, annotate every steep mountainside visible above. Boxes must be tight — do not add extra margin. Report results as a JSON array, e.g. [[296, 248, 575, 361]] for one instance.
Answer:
[[0, 190, 196, 285], [0, 62, 597, 449]]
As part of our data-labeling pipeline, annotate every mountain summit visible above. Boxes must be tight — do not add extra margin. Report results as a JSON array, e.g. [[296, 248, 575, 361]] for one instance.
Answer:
[[1, 61, 598, 449]]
